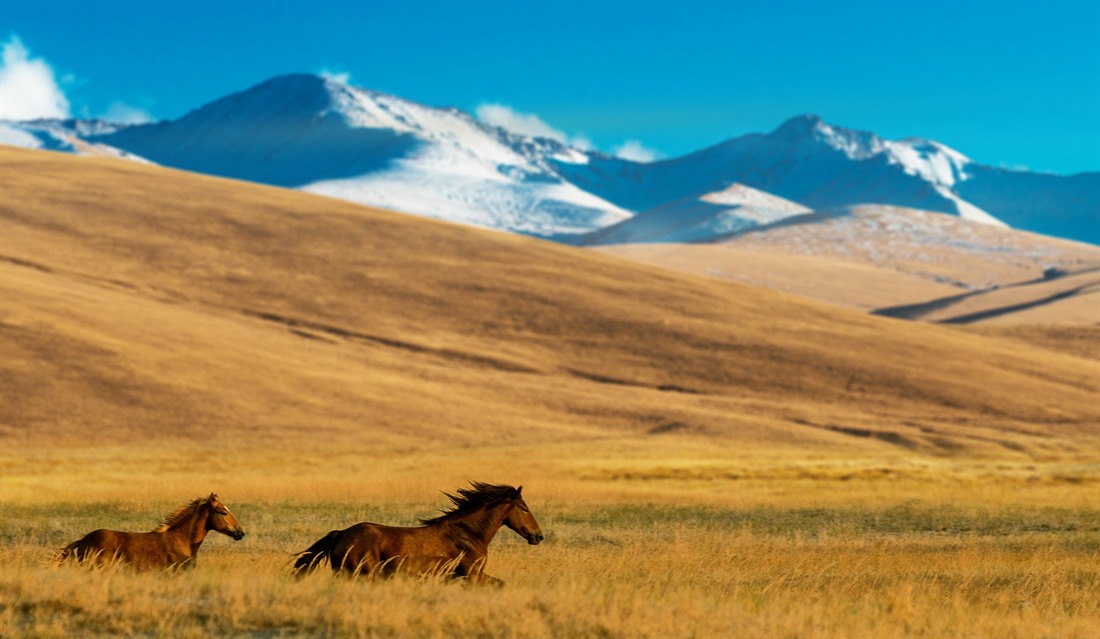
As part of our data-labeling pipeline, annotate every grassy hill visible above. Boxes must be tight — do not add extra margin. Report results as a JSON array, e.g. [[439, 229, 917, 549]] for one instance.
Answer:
[[2, 147, 1098, 638], [1, 147, 1097, 499], [595, 204, 1098, 321]]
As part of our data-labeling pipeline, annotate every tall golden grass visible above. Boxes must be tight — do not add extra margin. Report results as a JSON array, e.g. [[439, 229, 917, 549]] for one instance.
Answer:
[[3, 472, 1098, 638]]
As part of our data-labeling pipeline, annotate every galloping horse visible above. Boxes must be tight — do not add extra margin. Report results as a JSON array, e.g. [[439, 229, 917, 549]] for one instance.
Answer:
[[56, 492, 245, 570], [293, 483, 543, 585]]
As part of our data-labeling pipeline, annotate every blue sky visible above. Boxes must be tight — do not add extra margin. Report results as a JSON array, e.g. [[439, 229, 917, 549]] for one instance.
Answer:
[[1, 0, 1098, 173]]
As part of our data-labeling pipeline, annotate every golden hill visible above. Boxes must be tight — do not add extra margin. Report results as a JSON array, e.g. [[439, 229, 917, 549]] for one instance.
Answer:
[[595, 205, 1099, 322], [1, 147, 1097, 497]]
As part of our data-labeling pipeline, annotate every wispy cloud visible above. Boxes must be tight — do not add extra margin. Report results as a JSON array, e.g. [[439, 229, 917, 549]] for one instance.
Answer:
[[103, 102, 153, 124], [612, 140, 663, 163], [569, 134, 594, 152], [476, 103, 591, 150], [477, 102, 662, 161], [476, 103, 566, 141], [320, 69, 351, 84], [0, 35, 70, 121]]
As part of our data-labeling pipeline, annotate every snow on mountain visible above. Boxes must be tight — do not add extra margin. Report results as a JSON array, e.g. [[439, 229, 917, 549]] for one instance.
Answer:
[[0, 122, 44, 149], [0, 118, 145, 160], [577, 184, 811, 245], [81, 74, 630, 237], [556, 115, 1009, 230], [1, 76, 1095, 244]]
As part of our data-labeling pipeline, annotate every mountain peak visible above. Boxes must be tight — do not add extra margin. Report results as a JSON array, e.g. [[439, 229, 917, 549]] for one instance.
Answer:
[[245, 72, 334, 97], [770, 114, 827, 140], [768, 114, 889, 163], [774, 113, 824, 132]]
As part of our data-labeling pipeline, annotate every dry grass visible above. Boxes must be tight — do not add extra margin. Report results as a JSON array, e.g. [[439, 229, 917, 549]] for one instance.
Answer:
[[593, 243, 962, 311], [961, 325, 1100, 361], [2, 474, 1098, 638], [1, 147, 1098, 637]]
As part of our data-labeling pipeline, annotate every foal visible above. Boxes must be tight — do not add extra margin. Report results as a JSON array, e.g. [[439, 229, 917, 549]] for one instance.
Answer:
[[56, 492, 245, 570]]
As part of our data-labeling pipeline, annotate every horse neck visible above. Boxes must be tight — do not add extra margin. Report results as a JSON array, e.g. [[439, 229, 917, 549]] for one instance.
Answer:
[[164, 502, 211, 548], [448, 500, 512, 546]]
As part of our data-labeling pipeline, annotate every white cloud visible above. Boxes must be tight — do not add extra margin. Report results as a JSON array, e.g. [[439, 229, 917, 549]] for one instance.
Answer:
[[476, 103, 592, 150], [477, 103, 661, 161], [612, 140, 663, 163], [569, 134, 594, 152], [103, 102, 153, 124], [477, 103, 565, 140], [0, 36, 70, 121], [320, 69, 351, 84]]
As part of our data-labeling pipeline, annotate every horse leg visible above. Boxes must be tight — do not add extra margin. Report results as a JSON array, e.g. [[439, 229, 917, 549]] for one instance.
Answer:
[[479, 574, 506, 587], [336, 542, 380, 578], [455, 555, 504, 587]]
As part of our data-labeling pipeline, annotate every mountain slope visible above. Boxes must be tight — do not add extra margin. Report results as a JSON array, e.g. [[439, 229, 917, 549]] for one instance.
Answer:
[[577, 183, 811, 245], [958, 166, 1100, 244], [873, 267, 1100, 325], [90, 74, 630, 237], [2, 148, 1097, 467], [556, 115, 1098, 243]]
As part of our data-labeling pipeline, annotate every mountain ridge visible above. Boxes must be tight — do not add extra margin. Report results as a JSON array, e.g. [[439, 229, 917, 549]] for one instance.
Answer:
[[1, 73, 1096, 244]]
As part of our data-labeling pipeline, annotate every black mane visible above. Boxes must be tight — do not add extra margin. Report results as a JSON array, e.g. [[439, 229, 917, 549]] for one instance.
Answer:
[[418, 482, 520, 525]]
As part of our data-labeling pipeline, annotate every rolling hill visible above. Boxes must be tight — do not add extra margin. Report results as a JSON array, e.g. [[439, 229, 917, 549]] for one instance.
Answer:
[[595, 204, 1099, 320], [1, 147, 1097, 495]]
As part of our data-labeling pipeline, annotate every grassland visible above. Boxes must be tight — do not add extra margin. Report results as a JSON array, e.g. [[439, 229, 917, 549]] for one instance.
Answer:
[[1, 147, 1098, 637], [2, 471, 1098, 638]]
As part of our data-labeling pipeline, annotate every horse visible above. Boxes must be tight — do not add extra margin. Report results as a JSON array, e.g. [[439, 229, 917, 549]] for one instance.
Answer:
[[55, 492, 245, 571], [293, 482, 543, 585]]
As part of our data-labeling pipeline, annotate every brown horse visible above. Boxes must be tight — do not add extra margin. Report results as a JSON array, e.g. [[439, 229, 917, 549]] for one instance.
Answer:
[[293, 483, 542, 585], [56, 492, 245, 571]]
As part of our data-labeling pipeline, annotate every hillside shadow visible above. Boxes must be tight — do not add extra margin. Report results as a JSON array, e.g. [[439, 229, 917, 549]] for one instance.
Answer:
[[95, 112, 422, 188], [873, 267, 1100, 323]]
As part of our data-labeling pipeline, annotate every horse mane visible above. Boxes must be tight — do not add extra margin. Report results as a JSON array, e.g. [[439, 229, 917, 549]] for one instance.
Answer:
[[419, 482, 519, 525], [152, 497, 207, 533]]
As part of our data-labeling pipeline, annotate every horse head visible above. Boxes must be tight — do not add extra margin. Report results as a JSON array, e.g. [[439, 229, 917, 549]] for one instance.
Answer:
[[502, 486, 543, 545], [206, 493, 246, 541]]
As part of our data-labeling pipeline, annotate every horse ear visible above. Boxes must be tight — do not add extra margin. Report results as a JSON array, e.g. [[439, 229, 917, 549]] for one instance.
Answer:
[[209, 492, 218, 502], [516, 485, 523, 496]]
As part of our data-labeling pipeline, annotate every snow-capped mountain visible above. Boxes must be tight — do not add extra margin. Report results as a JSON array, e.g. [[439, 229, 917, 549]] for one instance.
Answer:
[[88, 74, 631, 237], [1, 74, 1096, 244], [556, 116, 982, 216], [556, 115, 1098, 244]]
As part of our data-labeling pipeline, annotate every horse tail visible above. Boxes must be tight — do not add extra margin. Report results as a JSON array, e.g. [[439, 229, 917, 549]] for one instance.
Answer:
[[54, 540, 81, 566], [293, 530, 341, 575]]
